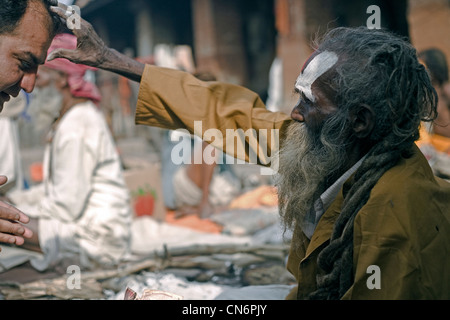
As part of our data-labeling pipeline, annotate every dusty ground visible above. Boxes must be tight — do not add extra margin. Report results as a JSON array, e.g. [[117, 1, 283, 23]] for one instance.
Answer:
[[1, 135, 294, 300]]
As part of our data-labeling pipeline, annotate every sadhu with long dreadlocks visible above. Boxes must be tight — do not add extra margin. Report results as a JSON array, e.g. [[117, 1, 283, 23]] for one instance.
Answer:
[[49, 3, 450, 299], [278, 27, 447, 299]]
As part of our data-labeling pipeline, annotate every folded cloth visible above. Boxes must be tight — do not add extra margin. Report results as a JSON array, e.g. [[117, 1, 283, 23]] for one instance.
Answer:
[[0, 246, 43, 273]]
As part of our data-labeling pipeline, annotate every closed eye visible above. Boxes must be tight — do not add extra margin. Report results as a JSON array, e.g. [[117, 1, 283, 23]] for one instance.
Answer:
[[300, 91, 313, 105], [19, 59, 34, 71], [14, 51, 41, 72], [293, 88, 311, 102]]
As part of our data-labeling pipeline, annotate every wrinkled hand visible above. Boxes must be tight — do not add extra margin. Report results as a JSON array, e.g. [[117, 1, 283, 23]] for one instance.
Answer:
[[47, 2, 109, 68], [48, 2, 145, 82], [0, 176, 33, 251]]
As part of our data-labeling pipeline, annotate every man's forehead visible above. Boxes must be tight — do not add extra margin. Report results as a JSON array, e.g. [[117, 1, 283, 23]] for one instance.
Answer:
[[295, 51, 338, 101], [10, 34, 51, 66], [13, 0, 54, 61]]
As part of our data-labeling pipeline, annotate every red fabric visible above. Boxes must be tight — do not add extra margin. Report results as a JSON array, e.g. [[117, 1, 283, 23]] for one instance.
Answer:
[[45, 33, 102, 103]]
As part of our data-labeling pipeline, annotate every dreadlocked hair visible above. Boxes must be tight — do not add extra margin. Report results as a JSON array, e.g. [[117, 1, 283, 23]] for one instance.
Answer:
[[305, 27, 438, 300]]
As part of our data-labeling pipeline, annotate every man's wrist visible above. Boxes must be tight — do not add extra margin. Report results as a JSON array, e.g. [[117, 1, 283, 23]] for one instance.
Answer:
[[99, 47, 121, 72], [100, 48, 145, 83]]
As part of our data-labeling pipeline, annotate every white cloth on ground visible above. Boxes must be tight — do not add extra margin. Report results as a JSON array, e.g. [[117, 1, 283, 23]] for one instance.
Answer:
[[173, 165, 240, 208]]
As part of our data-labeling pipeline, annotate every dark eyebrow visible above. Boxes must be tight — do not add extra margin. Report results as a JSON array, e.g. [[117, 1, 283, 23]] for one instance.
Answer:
[[292, 88, 313, 104], [293, 87, 302, 96], [18, 51, 45, 66], [293, 87, 307, 99]]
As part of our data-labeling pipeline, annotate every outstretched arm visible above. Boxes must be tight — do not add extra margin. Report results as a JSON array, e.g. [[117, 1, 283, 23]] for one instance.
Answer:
[[47, 2, 145, 82]]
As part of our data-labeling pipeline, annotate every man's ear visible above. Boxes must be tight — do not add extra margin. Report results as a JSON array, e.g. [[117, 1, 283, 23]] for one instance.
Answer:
[[350, 103, 375, 139]]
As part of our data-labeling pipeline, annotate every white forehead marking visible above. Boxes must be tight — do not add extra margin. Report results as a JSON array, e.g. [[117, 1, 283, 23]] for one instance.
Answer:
[[295, 51, 338, 102]]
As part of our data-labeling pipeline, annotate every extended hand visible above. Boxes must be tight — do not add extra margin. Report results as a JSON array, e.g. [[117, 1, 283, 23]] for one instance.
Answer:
[[47, 2, 145, 82], [47, 2, 108, 68], [0, 176, 33, 251]]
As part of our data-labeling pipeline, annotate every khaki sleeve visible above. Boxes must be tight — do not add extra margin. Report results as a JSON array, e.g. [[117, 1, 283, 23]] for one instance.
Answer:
[[135, 65, 292, 167]]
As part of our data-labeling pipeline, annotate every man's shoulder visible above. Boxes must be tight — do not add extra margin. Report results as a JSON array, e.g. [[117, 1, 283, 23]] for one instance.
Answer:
[[61, 101, 103, 126], [354, 149, 450, 262], [364, 148, 450, 208], [360, 156, 450, 229]]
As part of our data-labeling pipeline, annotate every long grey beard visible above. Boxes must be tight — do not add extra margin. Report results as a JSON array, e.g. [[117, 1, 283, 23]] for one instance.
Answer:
[[274, 120, 348, 235]]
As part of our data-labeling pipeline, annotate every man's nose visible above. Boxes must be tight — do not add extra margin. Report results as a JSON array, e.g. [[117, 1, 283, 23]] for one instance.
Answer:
[[20, 72, 37, 93], [291, 106, 304, 122]]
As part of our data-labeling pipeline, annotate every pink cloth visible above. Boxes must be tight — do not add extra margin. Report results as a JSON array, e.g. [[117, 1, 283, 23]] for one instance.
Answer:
[[45, 33, 102, 103]]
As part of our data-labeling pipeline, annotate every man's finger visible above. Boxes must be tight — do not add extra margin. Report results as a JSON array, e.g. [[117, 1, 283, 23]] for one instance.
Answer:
[[0, 233, 25, 246], [47, 48, 76, 62], [0, 218, 25, 235], [0, 218, 33, 241], [50, 4, 90, 37], [0, 201, 30, 224], [0, 233, 21, 244], [0, 176, 7, 186], [50, 2, 69, 18], [19, 223, 33, 239]]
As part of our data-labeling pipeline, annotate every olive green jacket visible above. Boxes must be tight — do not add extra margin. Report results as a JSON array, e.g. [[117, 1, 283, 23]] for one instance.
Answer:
[[136, 65, 450, 299], [285, 145, 450, 299]]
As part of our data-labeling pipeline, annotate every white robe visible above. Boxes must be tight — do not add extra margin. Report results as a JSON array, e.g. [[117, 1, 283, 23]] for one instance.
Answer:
[[10, 101, 132, 270], [0, 117, 24, 194], [0, 91, 26, 195]]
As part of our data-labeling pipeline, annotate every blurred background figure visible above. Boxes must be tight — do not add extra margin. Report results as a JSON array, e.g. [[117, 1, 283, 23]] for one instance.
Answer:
[[4, 33, 132, 275], [0, 91, 28, 198], [161, 72, 241, 219], [416, 48, 450, 180], [162, 130, 241, 219]]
